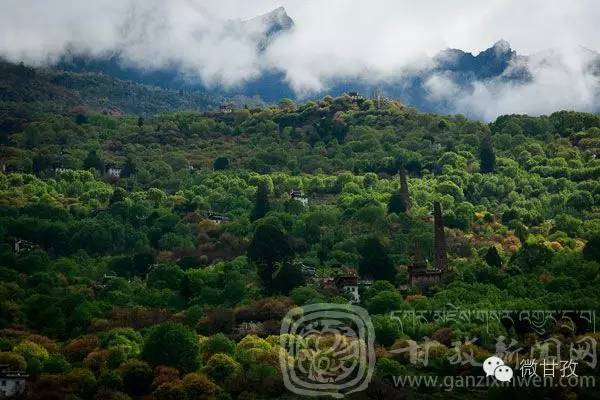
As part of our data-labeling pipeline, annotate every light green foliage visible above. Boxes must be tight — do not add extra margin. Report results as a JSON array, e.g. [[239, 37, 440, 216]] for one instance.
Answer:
[[1, 90, 600, 399]]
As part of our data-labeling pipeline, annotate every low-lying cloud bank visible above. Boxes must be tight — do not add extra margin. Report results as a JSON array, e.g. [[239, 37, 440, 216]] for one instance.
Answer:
[[0, 0, 599, 120], [425, 47, 600, 120]]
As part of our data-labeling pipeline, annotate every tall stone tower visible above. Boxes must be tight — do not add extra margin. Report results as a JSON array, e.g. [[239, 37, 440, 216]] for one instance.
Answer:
[[399, 168, 411, 211], [433, 201, 447, 272]]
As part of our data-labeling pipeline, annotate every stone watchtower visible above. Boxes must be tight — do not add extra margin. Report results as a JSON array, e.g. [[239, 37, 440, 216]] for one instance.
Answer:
[[399, 167, 411, 211], [406, 202, 448, 290]]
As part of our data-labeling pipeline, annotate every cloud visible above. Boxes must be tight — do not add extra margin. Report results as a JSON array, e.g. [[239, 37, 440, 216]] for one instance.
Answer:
[[0, 0, 274, 86], [425, 47, 600, 120], [0, 0, 599, 118]]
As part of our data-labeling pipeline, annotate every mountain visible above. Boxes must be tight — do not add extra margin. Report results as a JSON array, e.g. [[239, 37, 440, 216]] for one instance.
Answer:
[[433, 40, 521, 80], [238, 6, 295, 51], [55, 7, 295, 92], [302, 40, 532, 113], [32, 7, 600, 116], [0, 59, 220, 120]]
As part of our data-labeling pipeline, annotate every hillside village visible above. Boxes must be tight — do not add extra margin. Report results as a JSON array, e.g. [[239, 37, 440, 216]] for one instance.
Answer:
[[0, 87, 599, 398]]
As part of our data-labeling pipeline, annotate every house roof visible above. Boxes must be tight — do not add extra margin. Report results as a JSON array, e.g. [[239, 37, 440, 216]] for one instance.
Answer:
[[0, 365, 28, 378]]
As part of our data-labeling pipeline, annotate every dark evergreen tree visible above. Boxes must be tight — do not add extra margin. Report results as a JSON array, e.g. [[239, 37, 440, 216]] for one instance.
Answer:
[[32, 154, 51, 175], [332, 119, 348, 142], [119, 360, 153, 396], [485, 246, 502, 268], [272, 262, 305, 295], [137, 116, 144, 127], [122, 156, 137, 177], [405, 159, 422, 176], [109, 187, 127, 205], [479, 133, 496, 173], [358, 237, 396, 283], [513, 222, 529, 244], [513, 242, 553, 272], [213, 157, 230, 171], [583, 234, 600, 262], [83, 150, 104, 173], [247, 223, 294, 293], [250, 181, 270, 221], [141, 323, 200, 373], [132, 252, 155, 276], [180, 274, 193, 304], [75, 113, 88, 125]]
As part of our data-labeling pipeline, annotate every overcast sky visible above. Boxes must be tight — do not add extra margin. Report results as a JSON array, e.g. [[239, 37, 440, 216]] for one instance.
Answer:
[[0, 0, 598, 118]]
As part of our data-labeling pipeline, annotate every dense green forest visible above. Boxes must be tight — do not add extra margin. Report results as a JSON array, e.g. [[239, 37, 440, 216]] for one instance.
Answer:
[[1, 90, 600, 399], [0, 60, 225, 119]]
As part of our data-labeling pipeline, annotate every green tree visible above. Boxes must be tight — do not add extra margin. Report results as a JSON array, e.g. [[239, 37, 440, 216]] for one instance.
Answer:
[[247, 224, 294, 293], [118, 359, 153, 396], [479, 133, 496, 173], [181, 373, 221, 399], [0, 352, 27, 371], [566, 191, 594, 212], [290, 286, 325, 305], [75, 113, 88, 125], [147, 264, 184, 290], [278, 98, 297, 111], [250, 181, 270, 221], [375, 358, 406, 379], [110, 187, 127, 205], [358, 237, 396, 283], [583, 234, 600, 262], [42, 354, 71, 374], [485, 246, 502, 268], [200, 333, 235, 362], [512, 242, 553, 272], [83, 150, 104, 173], [387, 191, 407, 214], [512, 221, 529, 244], [272, 261, 305, 295], [122, 156, 137, 177], [103, 328, 143, 359], [366, 290, 403, 315], [371, 315, 402, 347], [133, 252, 155, 272], [203, 353, 241, 384], [213, 157, 229, 171], [142, 323, 200, 373]]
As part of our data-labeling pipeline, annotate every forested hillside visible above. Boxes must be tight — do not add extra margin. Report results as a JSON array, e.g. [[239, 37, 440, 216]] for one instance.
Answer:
[[0, 60, 219, 121], [0, 93, 599, 399]]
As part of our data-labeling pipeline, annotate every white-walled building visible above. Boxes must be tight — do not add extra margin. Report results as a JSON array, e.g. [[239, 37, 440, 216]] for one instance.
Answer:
[[0, 367, 27, 398], [289, 189, 309, 207]]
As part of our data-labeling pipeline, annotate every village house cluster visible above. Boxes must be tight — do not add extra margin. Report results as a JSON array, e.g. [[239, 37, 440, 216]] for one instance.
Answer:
[[317, 169, 449, 302], [1, 160, 124, 178]]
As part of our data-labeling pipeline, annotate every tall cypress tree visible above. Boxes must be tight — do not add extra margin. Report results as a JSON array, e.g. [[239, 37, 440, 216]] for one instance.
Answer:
[[479, 133, 496, 173], [247, 223, 293, 293], [83, 149, 104, 173], [358, 237, 396, 283], [122, 156, 137, 177], [485, 245, 502, 268], [251, 181, 270, 221]]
